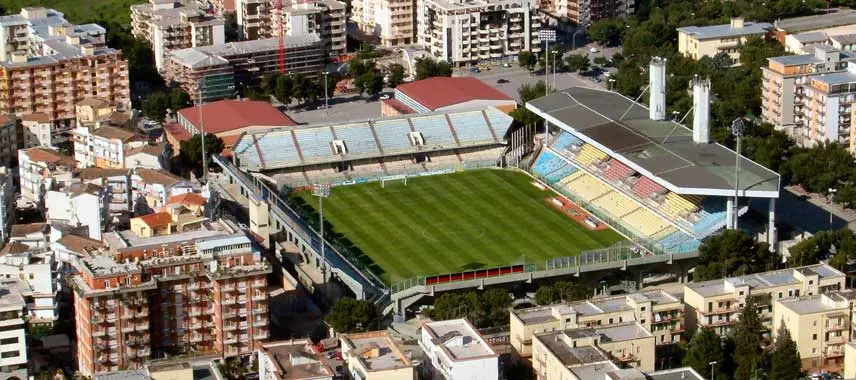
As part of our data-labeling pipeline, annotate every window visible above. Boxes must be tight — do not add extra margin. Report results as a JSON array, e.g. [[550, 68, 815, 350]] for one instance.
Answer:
[[813, 334, 817, 340], [641, 319, 646, 324], [739, 291, 744, 296], [0, 338, 17, 345], [809, 280, 814, 285], [641, 306, 646, 311], [609, 318, 614, 324], [778, 292, 783, 299]]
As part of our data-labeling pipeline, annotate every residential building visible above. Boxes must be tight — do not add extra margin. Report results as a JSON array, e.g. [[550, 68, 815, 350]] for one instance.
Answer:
[[683, 263, 847, 336], [0, 167, 13, 242], [9, 223, 49, 250], [845, 341, 856, 379], [75, 98, 132, 130], [531, 322, 656, 379], [131, 168, 194, 214], [45, 182, 109, 240], [350, 0, 416, 47], [258, 339, 335, 380], [0, 281, 28, 380], [235, 0, 270, 40], [174, 100, 295, 156], [784, 31, 832, 54], [677, 17, 773, 61], [420, 319, 499, 380], [18, 147, 75, 208], [0, 242, 59, 325], [130, 0, 226, 70], [0, 115, 17, 167], [830, 34, 856, 52], [510, 289, 684, 358], [760, 46, 856, 146], [125, 144, 167, 170], [74, 125, 139, 169], [129, 202, 207, 237], [20, 113, 56, 148], [340, 331, 414, 380], [163, 36, 324, 101], [772, 9, 856, 44], [75, 168, 134, 225], [388, 77, 517, 117], [0, 8, 131, 125], [274, 0, 347, 57], [541, 0, 634, 27], [75, 222, 271, 375], [0, 12, 29, 62], [418, 0, 541, 66], [772, 290, 856, 374]]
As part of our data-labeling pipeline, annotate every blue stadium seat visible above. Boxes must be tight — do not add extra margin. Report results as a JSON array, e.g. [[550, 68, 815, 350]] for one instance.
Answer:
[[232, 138, 261, 167], [410, 115, 456, 146], [256, 132, 300, 166], [447, 111, 494, 143], [294, 127, 335, 159], [657, 230, 702, 254], [532, 150, 577, 183], [552, 132, 583, 151], [484, 107, 513, 135], [692, 198, 728, 237], [373, 119, 412, 152], [333, 123, 380, 155]]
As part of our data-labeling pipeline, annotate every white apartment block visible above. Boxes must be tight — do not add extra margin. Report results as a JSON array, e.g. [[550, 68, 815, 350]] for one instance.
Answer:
[[235, 0, 346, 57], [0, 167, 13, 242], [350, 0, 416, 47], [0, 243, 59, 325], [45, 183, 109, 241], [17, 147, 75, 209], [76, 168, 133, 225], [73, 125, 138, 169], [131, 168, 194, 214], [418, 0, 542, 66], [0, 281, 28, 380], [419, 319, 499, 380], [131, 0, 226, 70], [0, 14, 28, 62]]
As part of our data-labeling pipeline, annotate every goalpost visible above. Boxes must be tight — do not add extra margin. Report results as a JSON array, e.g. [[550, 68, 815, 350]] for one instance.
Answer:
[[380, 175, 408, 188]]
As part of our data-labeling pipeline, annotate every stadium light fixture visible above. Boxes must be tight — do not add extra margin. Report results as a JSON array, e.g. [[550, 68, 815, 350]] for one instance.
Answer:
[[730, 118, 746, 230], [312, 183, 332, 280]]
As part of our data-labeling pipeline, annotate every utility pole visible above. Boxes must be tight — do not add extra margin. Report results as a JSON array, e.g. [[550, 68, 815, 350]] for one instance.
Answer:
[[196, 80, 207, 184], [730, 118, 746, 230]]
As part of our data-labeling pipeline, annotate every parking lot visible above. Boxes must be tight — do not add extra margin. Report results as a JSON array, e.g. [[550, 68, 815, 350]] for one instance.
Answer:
[[287, 93, 388, 125]]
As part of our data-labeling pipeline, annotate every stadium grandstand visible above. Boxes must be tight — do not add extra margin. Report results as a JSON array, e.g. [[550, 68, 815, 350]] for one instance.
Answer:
[[230, 107, 512, 187], [526, 59, 781, 258]]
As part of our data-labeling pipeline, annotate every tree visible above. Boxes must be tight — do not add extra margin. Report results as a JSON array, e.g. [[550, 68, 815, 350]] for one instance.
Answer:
[[552, 281, 590, 302], [510, 81, 550, 126], [318, 73, 336, 99], [358, 72, 383, 97], [261, 73, 280, 95], [325, 298, 378, 333], [733, 300, 766, 380], [142, 92, 170, 123], [481, 288, 512, 327], [518, 51, 537, 72], [694, 229, 777, 281], [179, 134, 224, 176], [683, 327, 725, 379], [565, 54, 590, 73], [349, 59, 375, 78], [788, 229, 856, 270], [224, 11, 239, 42], [169, 88, 192, 115], [414, 57, 452, 80], [427, 292, 483, 324], [588, 20, 624, 46], [614, 61, 644, 99], [275, 75, 294, 106], [387, 64, 406, 88], [770, 324, 802, 380]]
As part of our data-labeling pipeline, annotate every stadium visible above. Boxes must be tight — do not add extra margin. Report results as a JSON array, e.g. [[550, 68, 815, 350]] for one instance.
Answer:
[[215, 58, 781, 312]]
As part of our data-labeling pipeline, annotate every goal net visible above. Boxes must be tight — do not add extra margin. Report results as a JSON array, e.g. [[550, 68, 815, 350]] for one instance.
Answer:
[[380, 175, 408, 188]]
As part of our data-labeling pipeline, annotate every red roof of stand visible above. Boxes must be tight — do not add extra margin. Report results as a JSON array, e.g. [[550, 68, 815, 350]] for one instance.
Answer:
[[395, 77, 513, 111], [177, 100, 295, 135]]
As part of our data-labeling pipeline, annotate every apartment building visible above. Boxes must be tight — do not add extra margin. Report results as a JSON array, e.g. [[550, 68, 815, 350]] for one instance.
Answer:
[[75, 98, 132, 130], [129, 203, 206, 237], [351, 0, 415, 47], [0, 13, 28, 62], [131, 168, 194, 214], [0, 281, 29, 380], [0, 242, 59, 325], [18, 147, 75, 207], [773, 290, 856, 374], [0, 167, 13, 242], [846, 342, 856, 379], [418, 0, 541, 66], [532, 322, 656, 378], [542, 0, 634, 27], [340, 331, 414, 380], [511, 290, 684, 358], [258, 340, 334, 380], [163, 36, 324, 101], [21, 113, 55, 148], [677, 17, 773, 61], [74, 125, 139, 169], [75, 222, 271, 375], [761, 46, 856, 146], [683, 263, 846, 336], [420, 319, 499, 380], [276, 0, 347, 57], [125, 144, 167, 170], [131, 0, 226, 70], [0, 8, 130, 125], [235, 0, 270, 40], [76, 168, 134, 225], [0, 115, 17, 168], [45, 182, 109, 241]]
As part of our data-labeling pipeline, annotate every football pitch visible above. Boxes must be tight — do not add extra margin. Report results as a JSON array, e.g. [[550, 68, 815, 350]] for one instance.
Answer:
[[293, 169, 624, 284]]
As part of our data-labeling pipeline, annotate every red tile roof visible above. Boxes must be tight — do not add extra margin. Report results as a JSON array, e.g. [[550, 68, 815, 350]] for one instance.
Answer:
[[177, 100, 296, 135], [24, 148, 75, 166], [137, 212, 173, 228], [395, 77, 514, 111], [164, 123, 192, 142], [381, 98, 415, 114], [166, 192, 207, 207]]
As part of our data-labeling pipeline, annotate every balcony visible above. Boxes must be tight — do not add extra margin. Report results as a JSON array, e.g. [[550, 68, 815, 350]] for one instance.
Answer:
[[253, 330, 269, 340], [826, 335, 847, 344], [700, 304, 740, 316]]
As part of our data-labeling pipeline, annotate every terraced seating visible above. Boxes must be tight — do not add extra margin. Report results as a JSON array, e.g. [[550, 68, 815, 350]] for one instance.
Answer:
[[593, 191, 640, 218], [552, 132, 584, 151], [484, 107, 511, 137], [447, 111, 494, 142], [692, 198, 728, 237], [411, 115, 455, 146], [659, 193, 701, 220], [532, 150, 577, 183], [657, 230, 702, 253], [256, 132, 301, 166], [564, 172, 611, 202], [622, 208, 673, 237], [602, 159, 635, 182], [373, 119, 413, 152], [233, 138, 262, 167], [294, 128, 335, 159], [576, 144, 608, 167], [333, 123, 381, 155], [632, 176, 667, 199]]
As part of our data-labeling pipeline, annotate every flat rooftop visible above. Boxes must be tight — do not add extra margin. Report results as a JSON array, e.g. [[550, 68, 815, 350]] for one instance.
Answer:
[[423, 319, 497, 361], [0, 281, 24, 311], [686, 263, 844, 297], [774, 9, 856, 33], [768, 48, 856, 67], [526, 87, 781, 197], [647, 368, 706, 380], [534, 337, 612, 366], [677, 21, 772, 40], [169, 36, 321, 69], [104, 219, 236, 250], [778, 290, 856, 315], [263, 340, 334, 379], [341, 331, 412, 372], [513, 289, 680, 325], [564, 322, 652, 343]]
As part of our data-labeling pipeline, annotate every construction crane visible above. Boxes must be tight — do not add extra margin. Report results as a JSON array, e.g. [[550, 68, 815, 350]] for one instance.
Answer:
[[276, 0, 285, 74]]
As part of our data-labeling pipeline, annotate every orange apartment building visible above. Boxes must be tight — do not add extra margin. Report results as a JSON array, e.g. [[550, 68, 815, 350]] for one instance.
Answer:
[[0, 8, 130, 127], [73, 220, 271, 375]]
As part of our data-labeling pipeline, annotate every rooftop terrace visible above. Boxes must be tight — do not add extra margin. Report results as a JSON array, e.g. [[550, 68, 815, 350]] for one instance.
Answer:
[[341, 331, 412, 372], [423, 319, 498, 361], [686, 263, 845, 297]]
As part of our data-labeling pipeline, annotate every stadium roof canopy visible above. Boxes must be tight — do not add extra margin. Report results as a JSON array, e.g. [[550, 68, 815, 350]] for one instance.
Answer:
[[526, 87, 780, 198], [232, 107, 511, 171]]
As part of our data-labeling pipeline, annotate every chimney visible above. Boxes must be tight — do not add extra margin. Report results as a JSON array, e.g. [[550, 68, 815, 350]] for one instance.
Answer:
[[692, 75, 711, 144], [731, 17, 745, 29], [649, 57, 667, 121]]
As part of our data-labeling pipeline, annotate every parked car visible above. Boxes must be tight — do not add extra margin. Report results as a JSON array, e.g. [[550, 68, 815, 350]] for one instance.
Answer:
[[326, 351, 337, 359], [589, 47, 599, 53], [502, 62, 511, 67], [496, 78, 509, 84], [470, 67, 480, 74], [379, 94, 390, 100]]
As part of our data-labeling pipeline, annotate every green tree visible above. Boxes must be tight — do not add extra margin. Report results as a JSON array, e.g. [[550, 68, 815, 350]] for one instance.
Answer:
[[683, 327, 725, 379], [325, 298, 378, 333], [695, 229, 777, 281], [534, 286, 555, 305], [518, 51, 537, 72], [169, 88, 192, 115], [318, 73, 336, 99], [414, 57, 452, 80], [275, 75, 294, 106], [565, 54, 590, 73], [510, 81, 551, 126], [179, 133, 224, 176], [770, 324, 803, 380], [359, 72, 384, 97], [733, 300, 766, 380], [349, 59, 375, 78], [387, 64, 406, 88], [261, 73, 280, 95], [588, 20, 625, 46], [142, 92, 170, 123], [224, 11, 239, 42], [614, 61, 644, 99], [787, 229, 856, 270], [552, 281, 590, 302], [427, 292, 483, 323], [481, 288, 512, 327]]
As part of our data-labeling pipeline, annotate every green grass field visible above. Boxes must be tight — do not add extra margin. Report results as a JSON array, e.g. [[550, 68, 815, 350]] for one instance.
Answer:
[[294, 169, 623, 284]]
